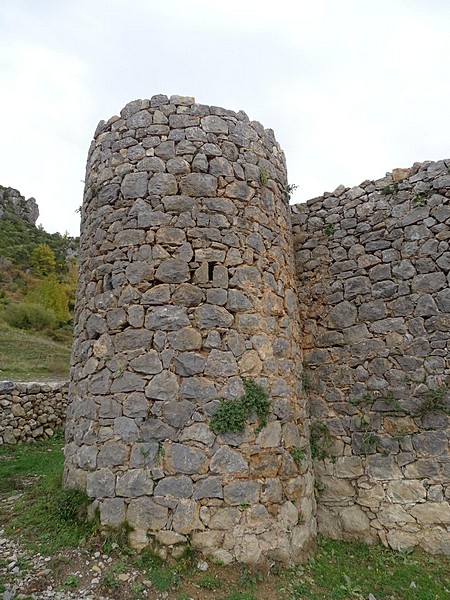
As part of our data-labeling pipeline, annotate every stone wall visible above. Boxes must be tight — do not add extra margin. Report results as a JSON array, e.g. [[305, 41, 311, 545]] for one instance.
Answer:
[[64, 95, 316, 565], [292, 159, 450, 555], [62, 92, 449, 560], [0, 381, 68, 444]]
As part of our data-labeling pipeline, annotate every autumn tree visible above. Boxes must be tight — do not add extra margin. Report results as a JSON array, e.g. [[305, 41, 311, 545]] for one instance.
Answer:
[[30, 243, 56, 277]]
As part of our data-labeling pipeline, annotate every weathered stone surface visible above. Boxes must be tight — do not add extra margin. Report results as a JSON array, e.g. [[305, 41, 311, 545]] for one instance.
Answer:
[[167, 327, 202, 350], [173, 352, 206, 376], [204, 350, 239, 377], [121, 173, 148, 198], [366, 455, 402, 480], [180, 423, 215, 446], [340, 506, 370, 534], [193, 305, 234, 329], [162, 400, 195, 428], [155, 259, 190, 283], [127, 497, 168, 531], [145, 371, 179, 400], [145, 306, 190, 330], [194, 476, 223, 499], [180, 173, 217, 196], [114, 416, 139, 441], [223, 481, 260, 505], [165, 443, 208, 475], [386, 480, 426, 503], [172, 499, 202, 534], [172, 283, 204, 306], [86, 469, 115, 498], [154, 476, 193, 499], [100, 498, 126, 525], [129, 351, 163, 375], [410, 502, 450, 524], [210, 447, 248, 474], [328, 301, 357, 328], [179, 377, 217, 403], [116, 469, 154, 497]]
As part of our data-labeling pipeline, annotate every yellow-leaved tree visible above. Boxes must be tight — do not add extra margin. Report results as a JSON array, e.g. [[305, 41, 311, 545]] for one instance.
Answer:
[[30, 243, 56, 277]]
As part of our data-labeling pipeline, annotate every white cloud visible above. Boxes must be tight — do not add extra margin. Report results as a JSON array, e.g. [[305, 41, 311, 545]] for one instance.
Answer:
[[0, 0, 449, 234]]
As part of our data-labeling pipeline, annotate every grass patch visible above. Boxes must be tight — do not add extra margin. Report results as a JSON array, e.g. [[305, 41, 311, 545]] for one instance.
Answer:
[[0, 320, 71, 380], [0, 435, 94, 554], [285, 537, 450, 599]]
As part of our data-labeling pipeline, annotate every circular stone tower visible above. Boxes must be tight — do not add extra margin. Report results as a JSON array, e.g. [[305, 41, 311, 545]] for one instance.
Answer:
[[64, 95, 316, 565]]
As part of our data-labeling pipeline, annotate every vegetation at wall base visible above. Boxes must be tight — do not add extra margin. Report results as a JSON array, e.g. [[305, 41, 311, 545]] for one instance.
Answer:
[[1, 437, 448, 600]]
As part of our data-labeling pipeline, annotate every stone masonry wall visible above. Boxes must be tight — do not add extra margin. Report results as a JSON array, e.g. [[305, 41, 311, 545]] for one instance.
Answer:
[[64, 95, 316, 565], [292, 159, 450, 555], [0, 381, 68, 444]]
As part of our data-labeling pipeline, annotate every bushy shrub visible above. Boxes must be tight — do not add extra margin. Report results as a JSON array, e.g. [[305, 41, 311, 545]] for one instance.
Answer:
[[2, 302, 56, 330], [25, 275, 70, 324]]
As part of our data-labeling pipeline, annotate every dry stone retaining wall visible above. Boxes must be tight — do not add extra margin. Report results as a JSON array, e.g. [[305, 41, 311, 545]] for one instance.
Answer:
[[63, 95, 316, 565], [292, 159, 450, 555], [0, 381, 68, 444]]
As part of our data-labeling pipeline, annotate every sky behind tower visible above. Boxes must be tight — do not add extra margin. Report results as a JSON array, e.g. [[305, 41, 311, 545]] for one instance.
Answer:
[[1, 0, 449, 236]]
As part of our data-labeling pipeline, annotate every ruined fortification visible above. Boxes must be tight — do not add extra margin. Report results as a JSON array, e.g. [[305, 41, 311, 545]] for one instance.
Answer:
[[63, 95, 450, 563]]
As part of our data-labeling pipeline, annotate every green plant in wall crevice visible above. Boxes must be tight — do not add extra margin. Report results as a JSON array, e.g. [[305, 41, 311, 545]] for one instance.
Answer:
[[210, 378, 271, 435], [417, 386, 450, 417], [310, 422, 334, 461], [259, 167, 269, 187]]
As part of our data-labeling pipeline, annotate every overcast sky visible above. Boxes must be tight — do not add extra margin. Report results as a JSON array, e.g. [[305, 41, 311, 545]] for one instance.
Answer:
[[1, 0, 449, 237]]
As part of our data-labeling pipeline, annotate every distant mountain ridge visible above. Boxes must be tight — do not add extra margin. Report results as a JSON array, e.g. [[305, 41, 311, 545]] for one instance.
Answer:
[[0, 185, 78, 272], [0, 186, 39, 225]]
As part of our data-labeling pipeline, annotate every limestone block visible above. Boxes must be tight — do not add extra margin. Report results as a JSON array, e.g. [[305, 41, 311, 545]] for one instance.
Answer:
[[127, 497, 168, 531], [386, 480, 426, 504]]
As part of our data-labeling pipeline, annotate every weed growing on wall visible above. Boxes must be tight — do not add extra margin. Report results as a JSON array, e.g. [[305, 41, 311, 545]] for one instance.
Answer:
[[284, 183, 299, 199], [301, 371, 311, 394], [381, 183, 399, 195], [412, 192, 427, 206], [417, 387, 449, 416], [210, 378, 271, 435], [291, 447, 305, 463], [258, 167, 269, 187], [310, 422, 334, 461], [322, 222, 336, 236]]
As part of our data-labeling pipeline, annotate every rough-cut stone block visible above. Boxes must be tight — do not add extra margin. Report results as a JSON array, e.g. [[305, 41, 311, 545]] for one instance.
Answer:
[[204, 350, 239, 377], [127, 497, 168, 531], [145, 370, 179, 400], [210, 447, 248, 474], [224, 481, 259, 505], [194, 477, 223, 499], [86, 469, 115, 498], [154, 475, 193, 499], [180, 173, 217, 196], [155, 259, 190, 284], [121, 173, 148, 198], [116, 469, 154, 497], [165, 443, 208, 475]]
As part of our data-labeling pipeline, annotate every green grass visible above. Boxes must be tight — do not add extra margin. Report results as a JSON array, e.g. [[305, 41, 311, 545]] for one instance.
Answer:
[[0, 320, 71, 380], [285, 537, 450, 599], [0, 434, 94, 554]]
